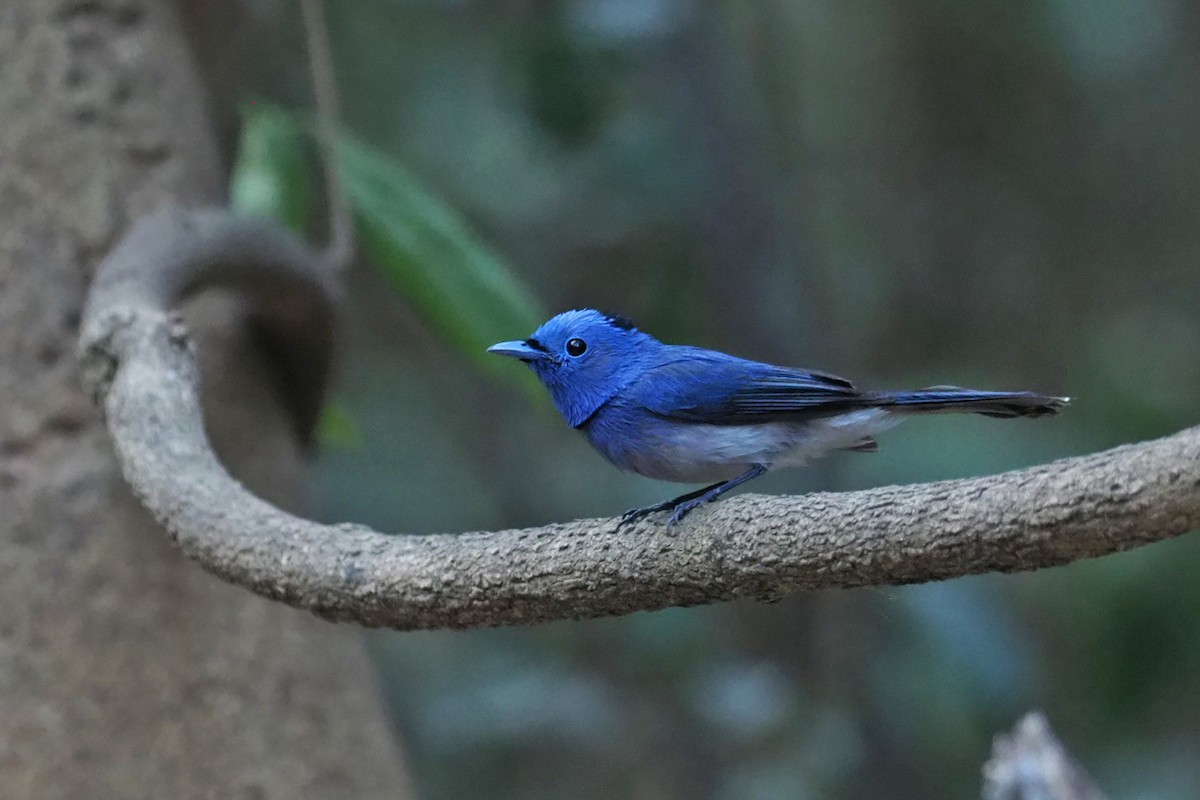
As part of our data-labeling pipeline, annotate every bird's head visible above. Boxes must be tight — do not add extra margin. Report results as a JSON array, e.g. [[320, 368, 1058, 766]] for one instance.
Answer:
[[488, 309, 660, 427]]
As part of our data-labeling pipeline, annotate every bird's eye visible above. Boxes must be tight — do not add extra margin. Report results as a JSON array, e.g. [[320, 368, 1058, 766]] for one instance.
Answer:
[[565, 338, 588, 357]]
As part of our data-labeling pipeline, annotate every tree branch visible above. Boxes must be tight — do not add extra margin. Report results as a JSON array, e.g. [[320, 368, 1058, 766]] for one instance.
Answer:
[[983, 713, 1109, 800], [80, 207, 339, 442], [79, 210, 1200, 630]]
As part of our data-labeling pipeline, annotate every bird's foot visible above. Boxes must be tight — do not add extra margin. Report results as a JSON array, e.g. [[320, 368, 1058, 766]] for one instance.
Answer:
[[619, 468, 765, 529], [666, 497, 709, 527], [617, 501, 675, 529], [618, 495, 714, 529], [664, 465, 767, 526], [619, 481, 729, 529]]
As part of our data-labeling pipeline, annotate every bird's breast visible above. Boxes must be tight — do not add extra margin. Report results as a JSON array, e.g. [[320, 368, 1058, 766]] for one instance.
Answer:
[[580, 402, 781, 483]]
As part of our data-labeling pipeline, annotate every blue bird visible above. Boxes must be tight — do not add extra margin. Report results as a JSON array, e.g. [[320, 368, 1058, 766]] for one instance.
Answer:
[[489, 309, 1067, 526]]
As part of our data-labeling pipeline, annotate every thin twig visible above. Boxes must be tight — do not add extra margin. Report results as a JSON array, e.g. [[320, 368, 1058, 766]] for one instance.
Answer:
[[299, 0, 354, 272]]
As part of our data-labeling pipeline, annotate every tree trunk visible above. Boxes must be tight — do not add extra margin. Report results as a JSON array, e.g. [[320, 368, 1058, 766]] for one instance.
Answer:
[[0, 2, 409, 797]]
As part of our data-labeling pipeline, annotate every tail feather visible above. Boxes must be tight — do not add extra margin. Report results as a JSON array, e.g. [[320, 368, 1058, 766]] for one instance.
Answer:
[[869, 385, 1069, 418]]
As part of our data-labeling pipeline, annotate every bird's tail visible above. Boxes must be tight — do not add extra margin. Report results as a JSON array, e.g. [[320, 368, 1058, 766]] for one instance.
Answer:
[[868, 385, 1069, 418]]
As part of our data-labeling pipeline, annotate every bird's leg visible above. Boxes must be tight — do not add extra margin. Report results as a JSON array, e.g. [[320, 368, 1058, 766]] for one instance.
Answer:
[[618, 482, 723, 528], [667, 464, 767, 527], [617, 464, 770, 529]]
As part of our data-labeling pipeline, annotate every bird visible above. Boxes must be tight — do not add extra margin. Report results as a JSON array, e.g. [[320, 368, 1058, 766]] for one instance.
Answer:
[[488, 309, 1068, 526]]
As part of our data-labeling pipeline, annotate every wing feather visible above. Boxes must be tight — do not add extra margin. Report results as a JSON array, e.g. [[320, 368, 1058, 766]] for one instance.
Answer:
[[628, 347, 865, 425]]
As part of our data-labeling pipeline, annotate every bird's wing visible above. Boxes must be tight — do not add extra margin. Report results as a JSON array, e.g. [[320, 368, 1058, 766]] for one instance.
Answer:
[[628, 347, 864, 425]]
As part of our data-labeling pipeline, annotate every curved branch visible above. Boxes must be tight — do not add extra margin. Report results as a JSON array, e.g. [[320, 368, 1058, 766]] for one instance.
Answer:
[[80, 208, 339, 441], [79, 210, 1200, 630]]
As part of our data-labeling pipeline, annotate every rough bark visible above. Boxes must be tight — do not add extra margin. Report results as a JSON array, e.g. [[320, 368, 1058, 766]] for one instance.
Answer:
[[79, 210, 1200, 631], [0, 1, 408, 797]]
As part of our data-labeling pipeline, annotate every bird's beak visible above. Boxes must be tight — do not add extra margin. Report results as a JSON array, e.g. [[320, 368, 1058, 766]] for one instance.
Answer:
[[487, 340, 541, 361]]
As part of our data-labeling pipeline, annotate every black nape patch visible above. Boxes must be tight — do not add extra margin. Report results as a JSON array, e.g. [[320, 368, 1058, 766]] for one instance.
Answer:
[[601, 311, 637, 331], [523, 337, 550, 353]]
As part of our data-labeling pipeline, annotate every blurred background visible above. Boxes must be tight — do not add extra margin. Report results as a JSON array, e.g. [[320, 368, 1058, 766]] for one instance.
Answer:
[[231, 1, 1200, 797]]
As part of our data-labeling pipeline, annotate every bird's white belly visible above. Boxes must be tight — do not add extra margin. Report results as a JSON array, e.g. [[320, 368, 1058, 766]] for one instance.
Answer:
[[592, 408, 901, 484]]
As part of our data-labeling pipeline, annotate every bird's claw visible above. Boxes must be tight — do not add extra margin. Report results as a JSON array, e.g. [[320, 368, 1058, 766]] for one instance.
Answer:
[[618, 497, 708, 529], [666, 499, 704, 527], [617, 504, 666, 528]]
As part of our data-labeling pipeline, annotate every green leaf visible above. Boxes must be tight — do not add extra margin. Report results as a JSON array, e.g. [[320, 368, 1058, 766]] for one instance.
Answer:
[[231, 104, 546, 397], [336, 135, 545, 378], [230, 103, 315, 232], [316, 401, 363, 450]]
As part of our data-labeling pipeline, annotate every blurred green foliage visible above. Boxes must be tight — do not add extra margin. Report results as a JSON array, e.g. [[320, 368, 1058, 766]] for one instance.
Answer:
[[237, 1, 1200, 798], [229, 103, 314, 231], [230, 102, 547, 441], [337, 135, 546, 378]]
